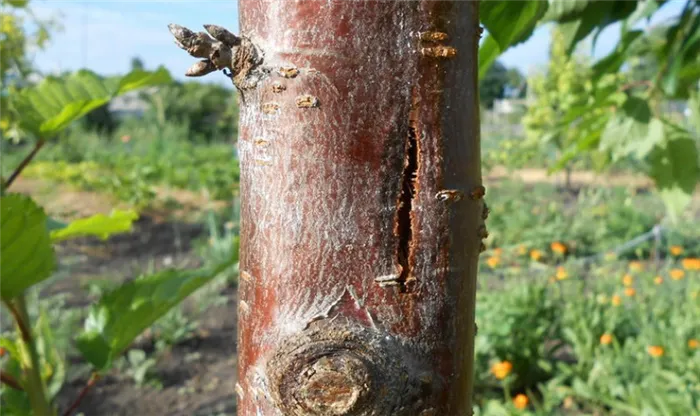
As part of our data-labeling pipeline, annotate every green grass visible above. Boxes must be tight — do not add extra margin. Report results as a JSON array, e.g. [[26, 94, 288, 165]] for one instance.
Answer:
[[483, 180, 700, 260], [473, 180, 700, 414], [474, 253, 700, 415], [5, 120, 239, 208]]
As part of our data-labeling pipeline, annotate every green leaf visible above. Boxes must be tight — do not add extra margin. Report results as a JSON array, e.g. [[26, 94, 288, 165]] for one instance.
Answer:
[[592, 30, 643, 80], [600, 96, 657, 161], [480, 0, 548, 50], [0, 194, 56, 300], [115, 67, 171, 96], [50, 210, 138, 243], [624, 0, 661, 30], [9, 67, 172, 139], [4, 0, 29, 7], [0, 337, 22, 363], [554, 2, 638, 54], [478, 35, 502, 80], [541, 0, 589, 22], [76, 239, 239, 371], [649, 128, 700, 222], [46, 217, 67, 233], [663, 16, 700, 97], [35, 308, 66, 399]]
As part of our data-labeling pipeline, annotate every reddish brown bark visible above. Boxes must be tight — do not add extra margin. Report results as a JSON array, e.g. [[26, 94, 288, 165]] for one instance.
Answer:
[[176, 1, 484, 414]]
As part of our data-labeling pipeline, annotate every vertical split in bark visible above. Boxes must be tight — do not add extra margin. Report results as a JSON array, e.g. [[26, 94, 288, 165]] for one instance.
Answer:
[[395, 124, 419, 293]]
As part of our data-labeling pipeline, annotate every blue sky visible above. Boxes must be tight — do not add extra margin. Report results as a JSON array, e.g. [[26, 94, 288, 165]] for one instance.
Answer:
[[27, 1, 686, 87]]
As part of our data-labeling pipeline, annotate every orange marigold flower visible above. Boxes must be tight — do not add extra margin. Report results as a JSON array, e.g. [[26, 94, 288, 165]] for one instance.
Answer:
[[490, 361, 513, 380], [530, 249, 543, 261], [624, 287, 636, 297], [120, 134, 132, 143], [682, 258, 700, 271], [0, 347, 6, 357], [622, 274, 633, 287], [611, 294, 622, 306], [688, 339, 699, 349], [513, 394, 529, 410], [670, 245, 683, 256], [556, 266, 568, 280], [670, 269, 685, 280], [517, 245, 527, 256], [551, 241, 567, 255], [486, 256, 500, 268], [600, 333, 613, 345], [563, 396, 575, 409], [629, 261, 643, 272], [493, 247, 503, 256], [654, 276, 664, 285], [647, 345, 664, 358]]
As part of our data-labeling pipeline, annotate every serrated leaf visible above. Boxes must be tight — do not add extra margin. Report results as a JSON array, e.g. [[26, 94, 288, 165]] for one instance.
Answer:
[[600, 97, 654, 161], [50, 210, 138, 243], [0, 194, 56, 300], [480, 0, 548, 50], [76, 239, 239, 370], [649, 130, 699, 222], [9, 67, 172, 139], [636, 118, 666, 158]]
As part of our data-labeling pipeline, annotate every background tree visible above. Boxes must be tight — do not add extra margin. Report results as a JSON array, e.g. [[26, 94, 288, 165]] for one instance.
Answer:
[[130, 56, 145, 72], [479, 61, 526, 108], [1, 0, 60, 140], [479, 60, 508, 109], [505, 67, 526, 98], [140, 82, 238, 142], [520, 27, 612, 189]]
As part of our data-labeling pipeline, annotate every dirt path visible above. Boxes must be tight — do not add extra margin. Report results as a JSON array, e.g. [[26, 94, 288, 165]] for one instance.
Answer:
[[12, 177, 228, 221], [485, 166, 654, 188]]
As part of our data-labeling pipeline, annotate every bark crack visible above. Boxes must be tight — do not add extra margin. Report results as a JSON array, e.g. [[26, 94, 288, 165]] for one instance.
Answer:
[[395, 125, 419, 293]]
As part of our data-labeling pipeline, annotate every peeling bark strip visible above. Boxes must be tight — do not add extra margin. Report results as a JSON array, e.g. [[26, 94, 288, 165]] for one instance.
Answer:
[[171, 1, 483, 414]]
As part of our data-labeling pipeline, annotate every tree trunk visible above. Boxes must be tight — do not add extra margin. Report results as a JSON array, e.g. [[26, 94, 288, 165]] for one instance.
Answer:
[[233, 1, 483, 414]]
